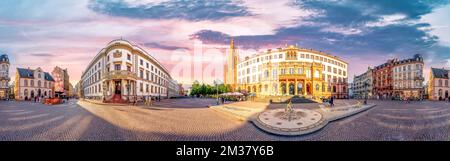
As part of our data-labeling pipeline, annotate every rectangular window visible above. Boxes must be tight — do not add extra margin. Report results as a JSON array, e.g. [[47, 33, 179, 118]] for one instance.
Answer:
[[140, 59, 143, 65], [140, 70, 144, 78], [114, 64, 121, 70], [127, 54, 131, 60]]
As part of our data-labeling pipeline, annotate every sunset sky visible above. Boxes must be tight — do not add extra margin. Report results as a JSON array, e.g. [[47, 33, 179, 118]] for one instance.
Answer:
[[1, 0, 450, 86]]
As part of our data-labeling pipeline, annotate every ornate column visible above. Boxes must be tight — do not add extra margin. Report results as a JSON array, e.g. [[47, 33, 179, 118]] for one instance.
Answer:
[[294, 79, 298, 95], [285, 79, 289, 95], [303, 82, 307, 95], [278, 82, 281, 95]]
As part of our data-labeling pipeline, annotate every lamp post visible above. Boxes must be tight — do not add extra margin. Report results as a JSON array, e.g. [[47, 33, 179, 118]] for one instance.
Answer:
[[214, 79, 223, 105], [364, 82, 368, 105], [214, 80, 219, 105]]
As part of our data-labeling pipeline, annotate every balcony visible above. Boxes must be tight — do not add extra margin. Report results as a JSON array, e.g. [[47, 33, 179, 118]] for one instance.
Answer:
[[414, 76, 424, 80], [102, 70, 137, 80]]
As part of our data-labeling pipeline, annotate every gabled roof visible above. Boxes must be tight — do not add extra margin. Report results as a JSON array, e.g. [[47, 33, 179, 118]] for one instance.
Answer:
[[17, 68, 34, 79], [431, 68, 449, 79], [0, 54, 9, 62], [44, 72, 55, 81], [17, 68, 55, 81]]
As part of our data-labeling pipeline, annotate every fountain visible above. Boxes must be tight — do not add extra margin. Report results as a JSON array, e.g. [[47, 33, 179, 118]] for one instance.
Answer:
[[252, 99, 327, 136]]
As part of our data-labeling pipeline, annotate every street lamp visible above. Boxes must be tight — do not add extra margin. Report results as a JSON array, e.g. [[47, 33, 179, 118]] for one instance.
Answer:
[[214, 79, 223, 105], [364, 82, 368, 105]]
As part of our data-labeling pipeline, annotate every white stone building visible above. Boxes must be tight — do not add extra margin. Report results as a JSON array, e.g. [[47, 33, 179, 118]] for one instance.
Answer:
[[235, 45, 349, 98], [0, 54, 10, 99], [428, 68, 449, 101], [392, 54, 424, 99], [80, 39, 178, 103], [353, 67, 373, 99], [14, 67, 55, 100]]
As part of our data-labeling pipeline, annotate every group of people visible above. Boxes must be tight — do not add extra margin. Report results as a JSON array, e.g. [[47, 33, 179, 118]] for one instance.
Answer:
[[143, 95, 161, 107], [24, 95, 48, 103]]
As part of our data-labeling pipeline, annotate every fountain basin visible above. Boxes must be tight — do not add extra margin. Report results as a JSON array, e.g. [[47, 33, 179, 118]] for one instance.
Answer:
[[253, 108, 328, 136]]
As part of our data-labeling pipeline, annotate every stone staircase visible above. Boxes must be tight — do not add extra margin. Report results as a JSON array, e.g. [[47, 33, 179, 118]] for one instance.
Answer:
[[104, 94, 128, 104], [253, 95, 318, 104]]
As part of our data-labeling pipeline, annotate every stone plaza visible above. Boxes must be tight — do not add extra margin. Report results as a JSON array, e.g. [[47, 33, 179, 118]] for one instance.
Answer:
[[1, 98, 450, 141]]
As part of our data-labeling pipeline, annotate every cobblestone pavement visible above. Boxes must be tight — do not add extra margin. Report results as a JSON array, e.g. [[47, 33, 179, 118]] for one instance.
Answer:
[[1, 99, 450, 141]]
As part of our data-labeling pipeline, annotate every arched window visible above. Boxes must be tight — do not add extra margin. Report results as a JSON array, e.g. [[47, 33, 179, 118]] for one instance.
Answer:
[[24, 80, 28, 86], [316, 84, 320, 91], [24, 89, 28, 97], [315, 70, 320, 78]]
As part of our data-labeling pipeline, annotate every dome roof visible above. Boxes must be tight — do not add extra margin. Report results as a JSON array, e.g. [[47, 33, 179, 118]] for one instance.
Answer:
[[0, 54, 9, 62]]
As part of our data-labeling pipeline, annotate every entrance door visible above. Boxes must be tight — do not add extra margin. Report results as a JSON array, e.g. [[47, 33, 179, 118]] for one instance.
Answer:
[[289, 83, 295, 95], [115, 81, 122, 95], [31, 90, 35, 99], [297, 83, 303, 95], [306, 83, 312, 95]]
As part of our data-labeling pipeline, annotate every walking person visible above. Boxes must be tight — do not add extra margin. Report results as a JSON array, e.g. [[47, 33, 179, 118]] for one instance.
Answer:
[[330, 96, 334, 107], [149, 96, 153, 106]]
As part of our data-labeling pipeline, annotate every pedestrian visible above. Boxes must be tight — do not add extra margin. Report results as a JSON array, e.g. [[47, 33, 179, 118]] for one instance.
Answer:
[[149, 96, 153, 106], [330, 96, 334, 107]]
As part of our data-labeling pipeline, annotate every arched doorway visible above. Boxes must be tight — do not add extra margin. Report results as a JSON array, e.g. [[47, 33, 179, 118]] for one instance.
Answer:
[[333, 86, 337, 93], [306, 83, 312, 95], [281, 83, 287, 95], [30, 90, 35, 99], [297, 83, 303, 95], [115, 81, 122, 95], [289, 83, 295, 95], [24, 89, 29, 100]]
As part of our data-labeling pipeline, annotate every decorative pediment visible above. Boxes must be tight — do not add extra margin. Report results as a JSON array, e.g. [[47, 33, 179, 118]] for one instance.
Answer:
[[113, 50, 122, 58]]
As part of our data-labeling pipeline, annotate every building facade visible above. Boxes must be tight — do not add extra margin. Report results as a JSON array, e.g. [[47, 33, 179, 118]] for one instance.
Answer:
[[234, 44, 349, 99], [52, 66, 70, 98], [14, 67, 55, 100], [428, 68, 449, 101], [81, 39, 177, 103], [373, 59, 395, 99], [168, 79, 181, 98], [353, 67, 373, 99], [392, 54, 424, 99], [0, 54, 10, 99]]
